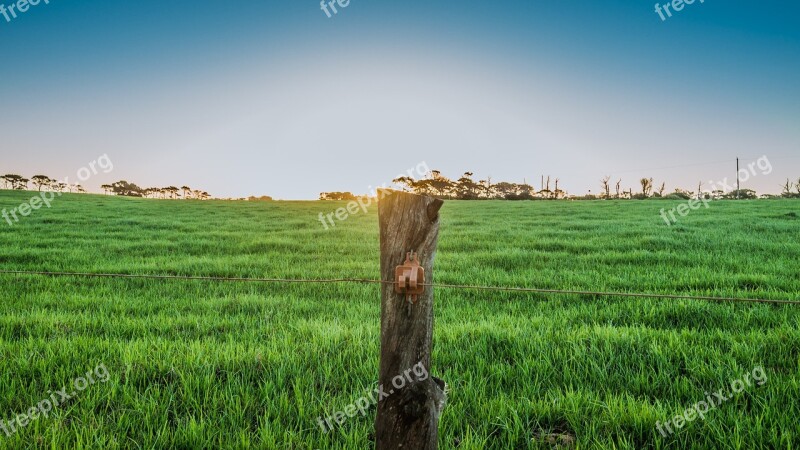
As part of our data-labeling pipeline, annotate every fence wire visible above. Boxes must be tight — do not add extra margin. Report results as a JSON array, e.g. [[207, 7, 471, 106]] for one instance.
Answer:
[[1, 269, 798, 306]]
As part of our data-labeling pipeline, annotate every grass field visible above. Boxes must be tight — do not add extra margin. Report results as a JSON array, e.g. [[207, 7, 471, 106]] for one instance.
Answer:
[[0, 191, 798, 449]]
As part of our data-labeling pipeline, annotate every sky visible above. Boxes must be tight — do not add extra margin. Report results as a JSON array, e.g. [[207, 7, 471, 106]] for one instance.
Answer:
[[1, 0, 798, 199]]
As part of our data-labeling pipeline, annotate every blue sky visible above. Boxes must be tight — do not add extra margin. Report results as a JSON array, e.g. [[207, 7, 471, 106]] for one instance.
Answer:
[[1, 0, 798, 198]]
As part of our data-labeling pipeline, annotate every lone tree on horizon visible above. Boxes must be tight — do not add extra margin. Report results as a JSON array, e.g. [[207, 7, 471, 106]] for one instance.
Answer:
[[31, 175, 52, 191], [640, 178, 654, 196], [1, 174, 27, 190]]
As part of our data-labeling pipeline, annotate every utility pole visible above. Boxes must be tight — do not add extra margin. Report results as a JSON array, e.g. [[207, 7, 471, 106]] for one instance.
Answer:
[[736, 158, 740, 199]]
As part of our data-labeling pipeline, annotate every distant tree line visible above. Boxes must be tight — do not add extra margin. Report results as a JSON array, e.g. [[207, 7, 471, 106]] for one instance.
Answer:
[[5, 170, 799, 202], [780, 179, 800, 198], [0, 174, 211, 199], [99, 181, 211, 200], [393, 171, 545, 200], [1, 174, 85, 193], [321, 172, 545, 201], [319, 192, 359, 201], [321, 171, 800, 201], [247, 195, 274, 202]]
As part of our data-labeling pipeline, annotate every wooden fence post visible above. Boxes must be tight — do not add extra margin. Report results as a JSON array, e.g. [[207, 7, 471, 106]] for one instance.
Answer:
[[376, 189, 447, 450]]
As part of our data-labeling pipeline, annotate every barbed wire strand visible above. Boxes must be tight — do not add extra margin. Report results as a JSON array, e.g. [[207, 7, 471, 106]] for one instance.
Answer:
[[1, 269, 798, 306]]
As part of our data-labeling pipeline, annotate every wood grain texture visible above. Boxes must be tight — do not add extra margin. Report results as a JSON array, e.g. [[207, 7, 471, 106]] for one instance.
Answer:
[[376, 189, 446, 450]]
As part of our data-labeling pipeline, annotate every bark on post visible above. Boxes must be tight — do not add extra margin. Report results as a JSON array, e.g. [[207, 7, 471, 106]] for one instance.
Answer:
[[376, 189, 447, 450]]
